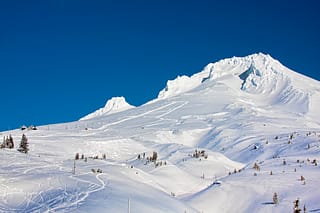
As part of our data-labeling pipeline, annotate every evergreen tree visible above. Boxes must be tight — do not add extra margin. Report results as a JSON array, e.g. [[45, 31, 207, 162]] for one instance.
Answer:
[[5, 135, 14, 149], [18, 134, 28, 153], [75, 153, 80, 160], [152, 151, 158, 162]]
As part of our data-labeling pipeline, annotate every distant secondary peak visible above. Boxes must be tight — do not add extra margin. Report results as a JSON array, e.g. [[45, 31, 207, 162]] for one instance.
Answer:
[[80, 96, 135, 120], [104, 97, 133, 110]]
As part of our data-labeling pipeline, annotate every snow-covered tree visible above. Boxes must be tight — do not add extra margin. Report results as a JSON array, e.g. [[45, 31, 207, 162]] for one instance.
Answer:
[[0, 136, 4, 148], [4, 135, 14, 149], [273, 192, 278, 205], [18, 134, 28, 153]]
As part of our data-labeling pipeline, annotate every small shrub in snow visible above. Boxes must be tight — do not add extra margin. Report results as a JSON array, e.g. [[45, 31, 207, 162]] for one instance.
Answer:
[[253, 162, 260, 171], [290, 133, 294, 140], [283, 159, 287, 165], [293, 199, 301, 213], [273, 192, 278, 205]]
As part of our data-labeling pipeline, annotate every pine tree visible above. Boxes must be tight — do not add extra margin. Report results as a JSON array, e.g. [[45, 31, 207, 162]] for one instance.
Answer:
[[75, 153, 80, 160], [18, 134, 28, 153], [152, 151, 158, 162]]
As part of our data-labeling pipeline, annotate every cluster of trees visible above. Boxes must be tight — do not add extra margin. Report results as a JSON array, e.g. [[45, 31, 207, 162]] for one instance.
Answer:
[[1, 135, 14, 149], [75, 153, 107, 162], [191, 149, 208, 159], [136, 151, 167, 168], [137, 151, 158, 163], [155, 160, 167, 168], [1, 134, 29, 153]]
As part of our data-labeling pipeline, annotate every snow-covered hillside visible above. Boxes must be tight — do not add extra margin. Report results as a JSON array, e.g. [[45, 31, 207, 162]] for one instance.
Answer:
[[1, 53, 320, 212]]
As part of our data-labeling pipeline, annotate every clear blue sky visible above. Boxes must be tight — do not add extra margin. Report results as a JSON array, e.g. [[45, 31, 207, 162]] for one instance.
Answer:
[[0, 0, 319, 131]]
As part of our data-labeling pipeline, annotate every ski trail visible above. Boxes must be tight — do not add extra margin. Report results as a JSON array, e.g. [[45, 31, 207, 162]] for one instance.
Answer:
[[44, 173, 108, 212], [99, 101, 180, 129], [156, 101, 189, 119]]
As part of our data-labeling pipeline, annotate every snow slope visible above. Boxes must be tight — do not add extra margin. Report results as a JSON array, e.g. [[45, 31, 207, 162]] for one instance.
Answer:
[[1, 53, 320, 213]]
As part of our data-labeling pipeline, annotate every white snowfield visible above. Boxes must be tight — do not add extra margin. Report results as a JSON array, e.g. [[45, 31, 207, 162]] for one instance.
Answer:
[[1, 53, 320, 212]]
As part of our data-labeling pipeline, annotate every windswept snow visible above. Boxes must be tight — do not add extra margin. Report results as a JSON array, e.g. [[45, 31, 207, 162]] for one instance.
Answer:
[[1, 53, 320, 212]]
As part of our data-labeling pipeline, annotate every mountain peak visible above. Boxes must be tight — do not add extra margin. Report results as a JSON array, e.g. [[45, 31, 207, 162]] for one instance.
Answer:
[[157, 53, 278, 100], [157, 53, 319, 99], [80, 97, 135, 120]]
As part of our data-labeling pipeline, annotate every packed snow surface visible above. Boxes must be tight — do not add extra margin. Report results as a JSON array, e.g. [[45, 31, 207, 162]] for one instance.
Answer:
[[1, 53, 320, 212]]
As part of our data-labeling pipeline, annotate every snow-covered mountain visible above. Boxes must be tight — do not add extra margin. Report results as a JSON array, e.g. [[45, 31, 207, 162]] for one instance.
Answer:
[[80, 96, 135, 120], [1, 53, 320, 213]]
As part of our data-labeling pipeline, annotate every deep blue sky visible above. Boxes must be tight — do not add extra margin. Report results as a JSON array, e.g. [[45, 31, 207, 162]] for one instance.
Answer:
[[0, 0, 319, 131]]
